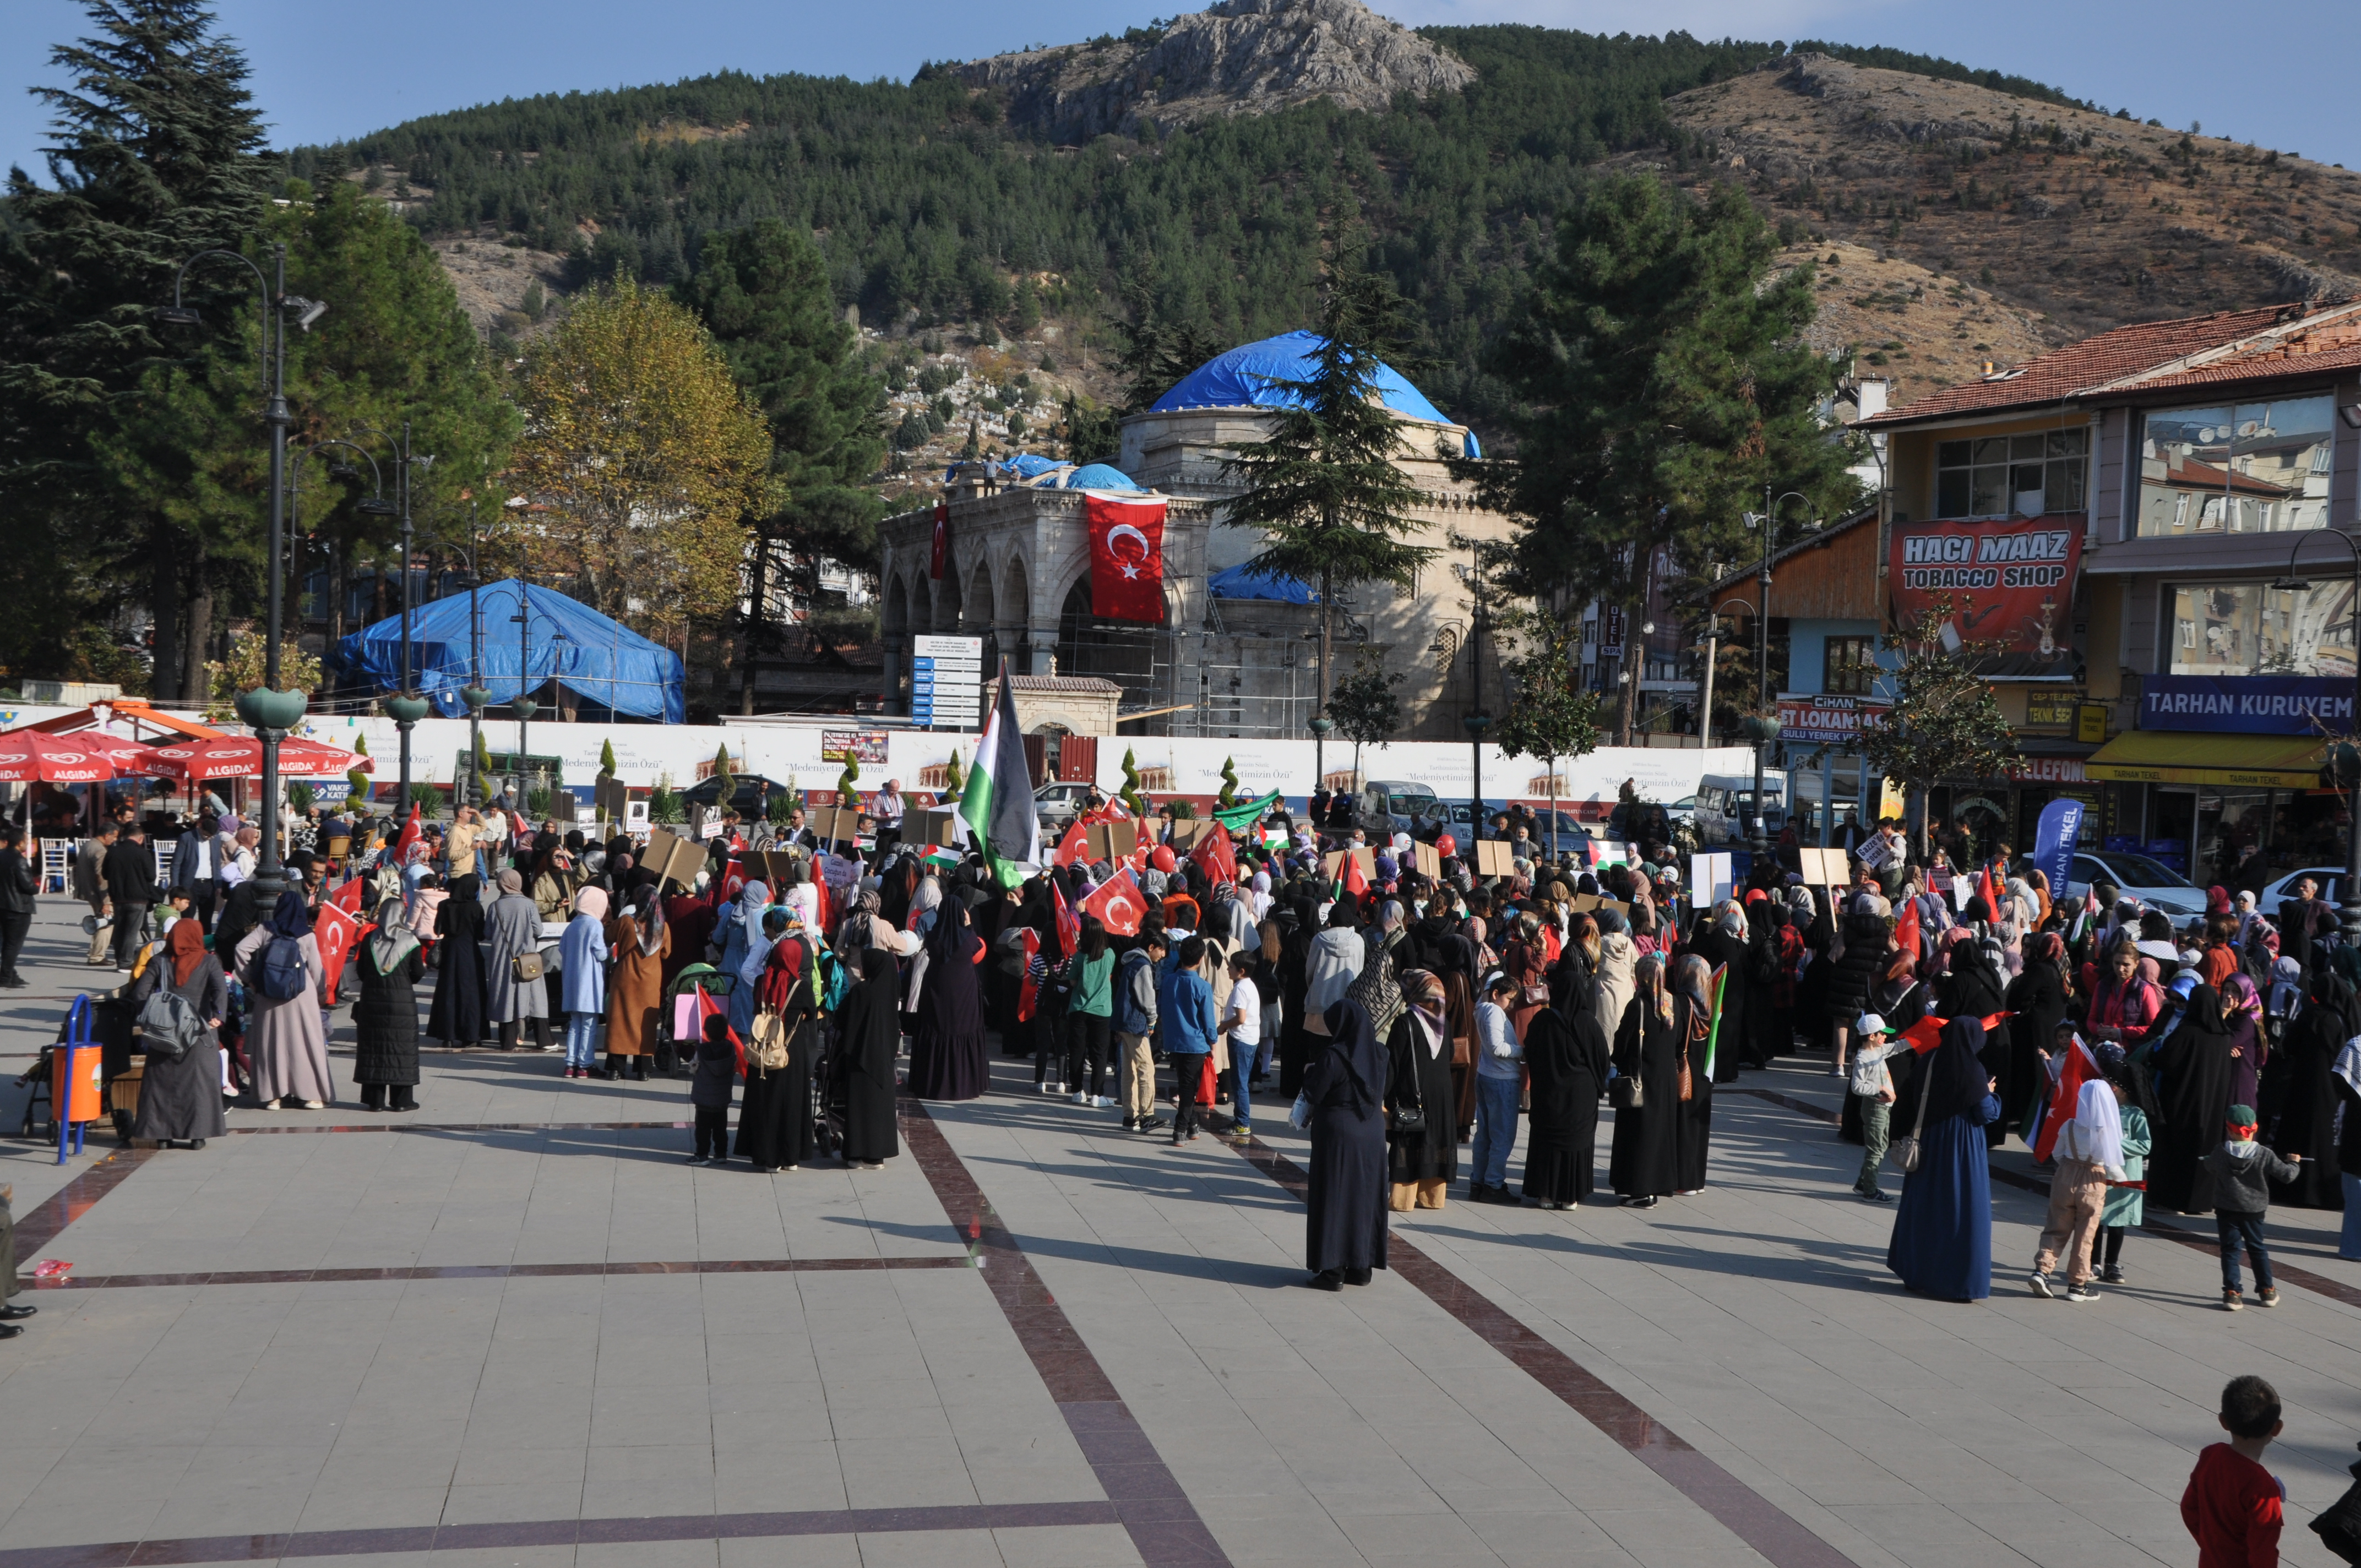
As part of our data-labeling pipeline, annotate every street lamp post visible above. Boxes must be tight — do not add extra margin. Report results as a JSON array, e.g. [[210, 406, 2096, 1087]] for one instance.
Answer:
[[1739, 489, 1823, 858], [2271, 532, 2361, 949], [160, 243, 325, 898], [351, 422, 433, 810], [1464, 711, 1492, 849]]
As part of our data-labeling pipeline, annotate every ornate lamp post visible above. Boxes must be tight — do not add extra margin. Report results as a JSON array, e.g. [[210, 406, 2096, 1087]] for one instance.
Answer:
[[1308, 715, 1334, 812], [159, 242, 325, 897], [1741, 712, 1783, 862], [1464, 710, 1493, 848]]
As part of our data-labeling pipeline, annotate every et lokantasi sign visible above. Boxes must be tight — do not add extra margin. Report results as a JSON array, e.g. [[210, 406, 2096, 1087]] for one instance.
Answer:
[[1775, 693, 1891, 746], [1889, 515, 2082, 656]]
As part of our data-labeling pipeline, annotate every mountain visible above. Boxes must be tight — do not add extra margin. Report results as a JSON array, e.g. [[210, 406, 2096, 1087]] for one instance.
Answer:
[[956, 0, 1473, 143], [301, 4, 2361, 442]]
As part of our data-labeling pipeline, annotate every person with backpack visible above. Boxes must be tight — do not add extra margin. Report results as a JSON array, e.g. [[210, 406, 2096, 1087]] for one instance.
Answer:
[[233, 890, 331, 1109], [127, 918, 227, 1147]]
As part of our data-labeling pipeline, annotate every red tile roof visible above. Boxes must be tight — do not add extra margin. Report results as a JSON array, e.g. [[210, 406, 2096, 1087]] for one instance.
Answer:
[[1860, 300, 2361, 426]]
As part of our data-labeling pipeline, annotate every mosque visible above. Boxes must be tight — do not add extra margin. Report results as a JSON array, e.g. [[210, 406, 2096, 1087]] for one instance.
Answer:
[[875, 332, 1520, 741]]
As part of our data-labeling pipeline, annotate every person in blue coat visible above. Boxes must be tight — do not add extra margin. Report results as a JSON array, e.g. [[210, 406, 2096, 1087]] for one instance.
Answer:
[[1159, 935, 1218, 1144], [559, 886, 611, 1079], [1887, 1014, 2003, 1301]]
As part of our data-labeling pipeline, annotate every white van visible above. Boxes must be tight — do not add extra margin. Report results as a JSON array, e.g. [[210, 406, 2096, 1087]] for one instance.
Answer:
[[1694, 774, 1786, 845]]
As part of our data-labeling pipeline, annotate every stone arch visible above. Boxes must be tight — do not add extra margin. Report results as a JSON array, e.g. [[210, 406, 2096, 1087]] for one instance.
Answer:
[[1002, 554, 1033, 669], [932, 559, 963, 634], [882, 574, 909, 638], [966, 558, 996, 633]]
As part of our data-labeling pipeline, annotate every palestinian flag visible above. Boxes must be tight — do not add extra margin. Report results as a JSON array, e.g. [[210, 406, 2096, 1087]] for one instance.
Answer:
[[1698, 963, 1729, 1080], [921, 844, 962, 872], [958, 660, 1041, 890]]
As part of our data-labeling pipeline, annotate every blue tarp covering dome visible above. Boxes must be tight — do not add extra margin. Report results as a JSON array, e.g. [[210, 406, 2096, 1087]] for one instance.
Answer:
[[1005, 454, 1066, 480], [1064, 462, 1140, 490], [1207, 562, 1318, 603], [335, 579, 687, 723], [1149, 330, 1481, 457]]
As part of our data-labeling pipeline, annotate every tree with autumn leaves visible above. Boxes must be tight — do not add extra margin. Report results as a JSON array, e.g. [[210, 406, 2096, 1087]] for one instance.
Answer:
[[504, 279, 772, 650]]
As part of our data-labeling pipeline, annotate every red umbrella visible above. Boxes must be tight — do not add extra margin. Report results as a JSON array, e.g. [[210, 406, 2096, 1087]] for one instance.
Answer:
[[144, 735, 372, 782], [0, 728, 162, 783]]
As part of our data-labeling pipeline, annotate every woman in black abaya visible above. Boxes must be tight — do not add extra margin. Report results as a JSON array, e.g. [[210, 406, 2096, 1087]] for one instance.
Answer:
[[1669, 953, 1717, 1193], [908, 898, 988, 1099], [1886, 1015, 2001, 1302], [738, 930, 817, 1172], [2003, 933, 2070, 1133], [1609, 956, 1682, 1206], [1687, 902, 1755, 1084], [2150, 983, 2242, 1215], [1940, 935, 2011, 1147], [1521, 982, 1609, 1208], [836, 947, 902, 1167], [1304, 997, 1390, 1290], [1385, 968, 1459, 1210], [2262, 973, 2355, 1210], [427, 873, 488, 1048]]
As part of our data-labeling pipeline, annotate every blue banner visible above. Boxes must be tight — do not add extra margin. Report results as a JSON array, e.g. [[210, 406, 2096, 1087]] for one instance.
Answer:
[[2141, 674, 2355, 734], [2033, 798, 2083, 904]]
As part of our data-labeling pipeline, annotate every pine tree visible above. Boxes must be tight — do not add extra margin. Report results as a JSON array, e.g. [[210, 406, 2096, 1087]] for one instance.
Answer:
[[675, 220, 887, 712], [1472, 175, 1862, 743], [0, 0, 268, 695], [1222, 253, 1432, 734]]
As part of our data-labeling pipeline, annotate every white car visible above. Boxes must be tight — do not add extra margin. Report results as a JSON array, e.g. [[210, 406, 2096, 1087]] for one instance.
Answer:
[[2258, 868, 2345, 919], [2063, 850, 2206, 918]]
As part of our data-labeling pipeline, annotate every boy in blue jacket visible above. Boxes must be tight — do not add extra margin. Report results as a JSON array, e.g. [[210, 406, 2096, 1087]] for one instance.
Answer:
[[1158, 935, 1217, 1144]]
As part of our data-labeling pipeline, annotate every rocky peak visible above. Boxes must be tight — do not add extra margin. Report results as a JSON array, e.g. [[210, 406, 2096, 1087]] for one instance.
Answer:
[[956, 0, 1473, 143]]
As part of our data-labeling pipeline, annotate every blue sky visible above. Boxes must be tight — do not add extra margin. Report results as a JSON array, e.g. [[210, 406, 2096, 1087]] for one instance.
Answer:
[[7, 0, 2358, 181]]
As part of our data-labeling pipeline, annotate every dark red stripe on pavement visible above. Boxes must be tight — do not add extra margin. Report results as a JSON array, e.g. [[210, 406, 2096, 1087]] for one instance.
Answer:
[[28, 1255, 970, 1291]]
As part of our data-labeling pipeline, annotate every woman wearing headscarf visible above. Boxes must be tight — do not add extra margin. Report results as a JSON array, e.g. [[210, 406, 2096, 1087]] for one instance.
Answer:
[[1938, 932, 2011, 1146], [1885, 1015, 2001, 1300], [485, 869, 552, 1053], [127, 917, 228, 1145], [908, 897, 988, 1099], [1608, 955, 1680, 1206], [558, 885, 611, 1079], [1667, 954, 1718, 1192], [351, 896, 426, 1111], [1384, 969, 1459, 1210], [1824, 891, 1893, 1080], [1304, 997, 1390, 1289], [427, 872, 489, 1050], [2260, 972, 2355, 1209], [835, 946, 902, 1167], [2222, 971, 2268, 1108], [603, 884, 668, 1080], [1521, 965, 1610, 1210], [716, 879, 770, 983], [1687, 900, 1755, 1084], [2003, 932, 2071, 1133], [235, 891, 332, 1108], [530, 850, 578, 922], [738, 921, 816, 1172], [2150, 983, 2243, 1214]]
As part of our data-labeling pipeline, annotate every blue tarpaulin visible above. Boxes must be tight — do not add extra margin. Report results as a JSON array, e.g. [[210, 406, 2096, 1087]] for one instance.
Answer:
[[1149, 330, 1481, 457], [1207, 562, 1318, 604], [1063, 462, 1140, 490], [335, 579, 686, 722]]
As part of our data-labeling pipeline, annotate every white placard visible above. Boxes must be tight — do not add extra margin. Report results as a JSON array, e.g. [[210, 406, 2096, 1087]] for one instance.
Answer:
[[1689, 852, 1734, 910]]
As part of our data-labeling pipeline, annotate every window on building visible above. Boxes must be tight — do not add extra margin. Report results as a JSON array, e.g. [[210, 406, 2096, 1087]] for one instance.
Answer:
[[2166, 578, 2358, 677], [1934, 428, 2087, 519], [2136, 394, 2336, 538], [1824, 635, 1877, 695]]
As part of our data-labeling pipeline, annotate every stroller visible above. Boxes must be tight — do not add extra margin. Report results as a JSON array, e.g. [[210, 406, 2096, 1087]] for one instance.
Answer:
[[660, 963, 732, 1076]]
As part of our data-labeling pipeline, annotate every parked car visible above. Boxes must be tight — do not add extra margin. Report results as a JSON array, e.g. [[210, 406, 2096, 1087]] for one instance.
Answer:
[[2257, 867, 2345, 919], [680, 772, 799, 819], [2063, 850, 2206, 918], [1034, 780, 1097, 835]]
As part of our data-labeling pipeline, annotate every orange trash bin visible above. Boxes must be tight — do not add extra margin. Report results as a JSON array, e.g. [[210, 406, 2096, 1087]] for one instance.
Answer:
[[53, 1039, 102, 1125]]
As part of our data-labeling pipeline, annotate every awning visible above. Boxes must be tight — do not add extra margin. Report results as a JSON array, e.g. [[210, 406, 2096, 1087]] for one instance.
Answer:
[[2085, 730, 2328, 788]]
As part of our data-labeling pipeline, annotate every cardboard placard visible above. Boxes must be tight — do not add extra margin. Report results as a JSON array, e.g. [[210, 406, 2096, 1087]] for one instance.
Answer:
[[818, 852, 860, 889], [907, 808, 958, 847], [1322, 848, 1378, 883], [1568, 892, 1633, 919], [1798, 847, 1850, 886], [1413, 842, 1441, 880], [1166, 818, 1217, 850], [1689, 851, 1734, 909], [687, 802, 709, 841], [624, 799, 649, 833], [594, 776, 628, 824], [549, 789, 576, 823], [806, 804, 862, 845], [1086, 819, 1142, 863], [754, 850, 804, 886], [642, 828, 706, 890], [1473, 840, 1514, 877]]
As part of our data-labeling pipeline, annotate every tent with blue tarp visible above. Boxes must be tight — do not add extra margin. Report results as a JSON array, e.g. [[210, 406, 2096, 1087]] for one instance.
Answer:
[[1150, 330, 1481, 457], [1207, 562, 1319, 603], [335, 579, 686, 722]]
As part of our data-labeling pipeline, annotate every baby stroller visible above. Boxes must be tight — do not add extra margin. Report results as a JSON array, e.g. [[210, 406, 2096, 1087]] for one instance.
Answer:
[[660, 963, 732, 1076]]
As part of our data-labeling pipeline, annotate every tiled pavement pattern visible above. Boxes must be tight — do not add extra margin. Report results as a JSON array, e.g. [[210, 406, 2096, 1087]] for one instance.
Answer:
[[4, 899, 2361, 1565]]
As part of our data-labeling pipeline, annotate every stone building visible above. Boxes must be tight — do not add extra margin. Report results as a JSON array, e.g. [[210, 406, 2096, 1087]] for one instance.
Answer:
[[877, 333, 1521, 739]]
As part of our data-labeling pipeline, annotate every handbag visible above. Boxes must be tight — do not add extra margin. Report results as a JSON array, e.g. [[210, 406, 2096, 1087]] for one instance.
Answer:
[[1288, 1092, 1313, 1130], [750, 1008, 792, 1071], [512, 950, 545, 983], [1388, 1102, 1427, 1134], [1886, 1064, 1934, 1174], [1608, 1073, 1644, 1109]]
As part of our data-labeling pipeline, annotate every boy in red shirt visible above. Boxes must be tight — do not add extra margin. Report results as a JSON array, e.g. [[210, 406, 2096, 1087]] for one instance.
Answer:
[[2183, 1375, 2286, 1567]]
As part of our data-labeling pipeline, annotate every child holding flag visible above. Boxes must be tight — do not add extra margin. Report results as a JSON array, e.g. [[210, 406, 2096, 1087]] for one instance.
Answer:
[[2028, 1035, 2126, 1303]]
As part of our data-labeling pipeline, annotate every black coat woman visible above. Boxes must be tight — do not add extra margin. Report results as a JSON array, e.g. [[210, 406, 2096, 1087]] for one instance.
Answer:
[[2261, 973, 2355, 1210], [835, 946, 902, 1167], [738, 927, 818, 1172], [2003, 933, 2071, 1133], [1304, 997, 1390, 1289], [1385, 968, 1459, 1211], [427, 873, 488, 1048], [127, 918, 227, 1147], [2150, 983, 2242, 1214], [1521, 984, 1609, 1209], [1825, 896, 1893, 1076], [1608, 956, 1683, 1206], [352, 898, 426, 1112], [1687, 903, 1754, 1085], [1940, 935, 2012, 1147]]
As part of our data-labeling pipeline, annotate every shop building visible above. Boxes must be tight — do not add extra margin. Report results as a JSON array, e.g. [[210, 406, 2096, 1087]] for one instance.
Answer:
[[1858, 298, 2361, 883]]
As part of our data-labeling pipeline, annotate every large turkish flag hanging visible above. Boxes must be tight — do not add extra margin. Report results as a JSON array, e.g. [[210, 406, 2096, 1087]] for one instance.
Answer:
[[1086, 494, 1166, 623]]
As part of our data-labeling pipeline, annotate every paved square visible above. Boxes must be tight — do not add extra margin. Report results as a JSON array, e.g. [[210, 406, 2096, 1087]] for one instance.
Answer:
[[6, 897, 2360, 1566]]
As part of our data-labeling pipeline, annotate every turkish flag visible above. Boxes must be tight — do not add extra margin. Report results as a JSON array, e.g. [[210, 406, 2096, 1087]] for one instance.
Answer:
[[931, 499, 950, 581], [1343, 853, 1369, 900], [1978, 864, 1999, 919], [1086, 494, 1166, 623], [1015, 928, 1043, 1020], [694, 983, 744, 1074], [1898, 1010, 2013, 1055], [1079, 868, 1147, 937], [393, 804, 421, 864], [1053, 821, 1090, 868], [1189, 822, 1236, 887], [2033, 1034, 2101, 1162], [1054, 881, 1080, 957], [1895, 897, 1921, 962], [315, 900, 358, 1005], [330, 875, 368, 915]]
